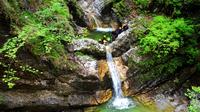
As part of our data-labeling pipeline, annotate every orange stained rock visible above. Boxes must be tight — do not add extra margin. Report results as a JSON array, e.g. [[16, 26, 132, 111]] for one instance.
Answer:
[[98, 60, 109, 81], [96, 89, 112, 104]]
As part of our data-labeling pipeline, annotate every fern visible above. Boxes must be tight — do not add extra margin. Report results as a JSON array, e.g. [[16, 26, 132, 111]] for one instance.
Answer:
[[140, 16, 194, 58], [0, 0, 75, 88]]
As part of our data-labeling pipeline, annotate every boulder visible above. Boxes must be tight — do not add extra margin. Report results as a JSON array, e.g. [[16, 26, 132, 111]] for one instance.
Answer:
[[0, 50, 112, 111], [68, 38, 106, 58], [0, 89, 111, 111], [121, 46, 142, 64], [108, 29, 136, 57]]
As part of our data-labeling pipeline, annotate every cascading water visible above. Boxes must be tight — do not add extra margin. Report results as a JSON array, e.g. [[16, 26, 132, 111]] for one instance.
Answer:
[[91, 15, 101, 28], [106, 46, 135, 110], [78, 0, 102, 28], [78, 0, 116, 31], [96, 27, 114, 32]]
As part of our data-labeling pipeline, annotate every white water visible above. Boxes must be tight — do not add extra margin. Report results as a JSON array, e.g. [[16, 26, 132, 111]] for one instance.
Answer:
[[96, 27, 114, 32], [106, 46, 135, 109], [93, 0, 102, 16], [91, 15, 101, 28], [78, 0, 115, 29], [78, 0, 102, 28]]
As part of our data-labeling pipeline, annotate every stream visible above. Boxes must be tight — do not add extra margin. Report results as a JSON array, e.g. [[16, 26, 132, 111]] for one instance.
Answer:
[[0, 0, 195, 111], [79, 0, 178, 112]]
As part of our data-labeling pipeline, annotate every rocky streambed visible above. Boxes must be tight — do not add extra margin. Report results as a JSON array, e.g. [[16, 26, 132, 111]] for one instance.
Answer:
[[0, 0, 196, 111], [0, 26, 191, 111]]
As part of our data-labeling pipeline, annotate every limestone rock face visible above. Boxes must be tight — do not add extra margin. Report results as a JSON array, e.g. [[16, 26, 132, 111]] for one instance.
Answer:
[[124, 49, 196, 95], [0, 52, 112, 111], [0, 89, 112, 111], [68, 38, 106, 58], [108, 29, 137, 57], [93, 0, 113, 14], [98, 60, 109, 81], [78, 0, 113, 15], [121, 46, 142, 64], [68, 55, 100, 91]]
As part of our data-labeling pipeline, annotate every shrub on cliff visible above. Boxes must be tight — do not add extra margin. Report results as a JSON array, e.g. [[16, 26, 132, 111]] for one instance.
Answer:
[[140, 16, 194, 58], [133, 0, 200, 16], [129, 15, 199, 81], [186, 86, 200, 112], [0, 0, 76, 88]]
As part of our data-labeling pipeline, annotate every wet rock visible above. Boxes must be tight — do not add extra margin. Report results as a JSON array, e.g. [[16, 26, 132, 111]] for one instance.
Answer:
[[98, 60, 109, 81], [108, 29, 136, 57], [125, 50, 196, 95], [68, 39, 106, 58], [174, 104, 188, 112], [135, 93, 188, 112], [95, 89, 112, 104], [78, 0, 113, 15], [121, 46, 142, 64], [0, 89, 112, 111], [93, 0, 113, 14], [113, 57, 128, 81], [0, 50, 112, 110], [66, 55, 101, 91]]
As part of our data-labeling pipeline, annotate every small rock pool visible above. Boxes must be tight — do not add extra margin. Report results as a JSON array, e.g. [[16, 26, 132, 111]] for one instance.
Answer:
[[84, 96, 179, 112]]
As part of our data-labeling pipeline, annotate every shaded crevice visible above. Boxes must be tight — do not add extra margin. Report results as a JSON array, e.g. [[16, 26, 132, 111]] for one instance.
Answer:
[[67, 1, 87, 27], [0, 12, 11, 47]]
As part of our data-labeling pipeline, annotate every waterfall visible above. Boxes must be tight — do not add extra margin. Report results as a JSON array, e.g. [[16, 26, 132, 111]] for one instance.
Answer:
[[106, 46, 135, 110], [78, 0, 102, 28], [96, 27, 114, 32], [93, 0, 101, 16], [78, 0, 114, 29], [91, 15, 101, 28]]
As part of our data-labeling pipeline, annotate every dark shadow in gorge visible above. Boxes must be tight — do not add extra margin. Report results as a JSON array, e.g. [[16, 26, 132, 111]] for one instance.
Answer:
[[67, 1, 87, 27], [0, 12, 11, 47]]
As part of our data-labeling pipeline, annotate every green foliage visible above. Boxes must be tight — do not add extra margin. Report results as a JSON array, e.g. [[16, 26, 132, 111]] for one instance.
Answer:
[[140, 16, 194, 58], [112, 0, 132, 20], [2, 69, 19, 88], [131, 16, 150, 39], [0, 0, 76, 88], [19, 65, 40, 74], [128, 55, 184, 82], [0, 37, 25, 59], [86, 31, 111, 42], [133, 0, 199, 16], [133, 0, 150, 9], [0, 60, 41, 88], [83, 28, 89, 37], [129, 15, 199, 82], [0, 0, 21, 22], [1, 0, 74, 58], [185, 86, 200, 112], [183, 37, 200, 64], [0, 94, 4, 104]]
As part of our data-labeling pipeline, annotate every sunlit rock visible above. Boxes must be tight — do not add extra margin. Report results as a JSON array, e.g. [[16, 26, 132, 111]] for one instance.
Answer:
[[68, 38, 106, 58]]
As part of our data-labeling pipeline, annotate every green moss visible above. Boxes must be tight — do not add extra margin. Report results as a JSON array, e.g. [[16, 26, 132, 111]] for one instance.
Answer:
[[133, 0, 150, 9], [1, 0, 75, 59], [185, 86, 200, 112], [0, 0, 78, 88], [112, 0, 132, 20], [67, 0, 85, 23], [133, 0, 200, 16], [139, 16, 194, 58], [0, 95, 4, 104], [0, 0, 21, 21], [86, 31, 111, 42], [129, 15, 199, 83], [128, 56, 184, 83], [75, 51, 85, 56]]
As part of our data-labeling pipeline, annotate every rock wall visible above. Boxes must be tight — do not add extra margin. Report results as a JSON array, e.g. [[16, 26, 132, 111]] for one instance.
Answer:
[[0, 48, 112, 110]]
